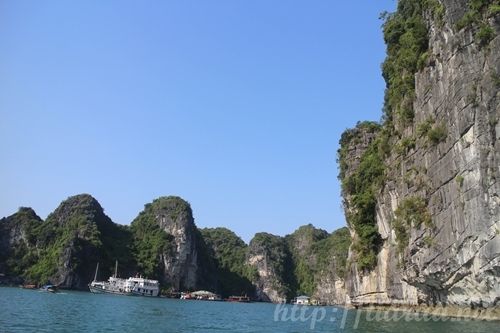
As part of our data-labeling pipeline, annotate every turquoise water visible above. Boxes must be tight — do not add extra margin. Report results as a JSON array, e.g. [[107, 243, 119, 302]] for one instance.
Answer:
[[0, 287, 498, 333]]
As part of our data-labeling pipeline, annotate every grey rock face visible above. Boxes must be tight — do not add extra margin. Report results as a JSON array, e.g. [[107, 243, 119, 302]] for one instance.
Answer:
[[286, 225, 349, 305], [342, 0, 500, 309], [247, 233, 292, 302], [137, 196, 215, 290], [46, 194, 111, 290], [1, 194, 214, 291], [246, 226, 350, 304], [142, 197, 200, 290], [0, 208, 39, 250], [0, 195, 131, 289], [313, 277, 347, 305], [0, 208, 42, 279]]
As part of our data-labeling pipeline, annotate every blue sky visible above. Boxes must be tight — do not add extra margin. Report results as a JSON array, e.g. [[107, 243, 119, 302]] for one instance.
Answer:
[[0, 0, 396, 242]]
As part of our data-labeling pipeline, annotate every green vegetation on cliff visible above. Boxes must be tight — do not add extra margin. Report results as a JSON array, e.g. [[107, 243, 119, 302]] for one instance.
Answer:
[[382, 0, 498, 124], [130, 209, 171, 280], [457, 0, 499, 31], [27, 195, 105, 284], [18, 195, 132, 286], [337, 0, 458, 272], [0, 208, 42, 279], [0, 195, 137, 287], [249, 232, 296, 299], [286, 225, 329, 295], [242, 225, 351, 301], [286, 225, 351, 295], [338, 122, 385, 271], [130, 196, 194, 283], [313, 227, 351, 279], [337, 1, 498, 275], [2, 196, 351, 301], [201, 228, 256, 297], [393, 197, 432, 254], [381, 0, 431, 124]]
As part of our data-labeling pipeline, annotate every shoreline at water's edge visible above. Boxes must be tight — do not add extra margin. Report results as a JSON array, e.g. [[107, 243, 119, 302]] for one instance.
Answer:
[[4, 282, 499, 321]]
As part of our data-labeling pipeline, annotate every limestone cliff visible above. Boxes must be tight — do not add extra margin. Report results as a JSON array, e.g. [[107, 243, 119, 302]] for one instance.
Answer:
[[247, 232, 294, 302], [339, 0, 500, 310], [28, 194, 131, 289], [0, 194, 215, 291], [1, 196, 350, 301], [0, 208, 42, 284], [131, 196, 216, 291], [246, 226, 350, 303], [285, 225, 350, 304], [200, 227, 255, 298], [308, 228, 351, 305]]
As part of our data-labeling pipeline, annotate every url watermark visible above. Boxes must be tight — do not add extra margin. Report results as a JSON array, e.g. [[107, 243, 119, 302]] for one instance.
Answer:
[[273, 303, 474, 330]]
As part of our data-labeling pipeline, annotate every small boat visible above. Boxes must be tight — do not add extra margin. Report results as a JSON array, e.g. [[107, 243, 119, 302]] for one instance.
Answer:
[[89, 261, 160, 297], [40, 285, 58, 293], [21, 284, 37, 289], [180, 290, 222, 301], [292, 295, 311, 305], [180, 292, 194, 300], [226, 295, 251, 303]]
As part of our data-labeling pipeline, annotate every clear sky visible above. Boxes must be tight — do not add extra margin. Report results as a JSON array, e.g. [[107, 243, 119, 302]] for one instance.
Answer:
[[1, 0, 396, 242]]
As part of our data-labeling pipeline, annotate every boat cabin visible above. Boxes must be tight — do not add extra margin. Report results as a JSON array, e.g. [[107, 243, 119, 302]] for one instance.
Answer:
[[293, 295, 311, 305]]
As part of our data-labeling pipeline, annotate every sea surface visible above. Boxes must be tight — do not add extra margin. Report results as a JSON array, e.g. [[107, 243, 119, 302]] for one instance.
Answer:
[[0, 287, 498, 333]]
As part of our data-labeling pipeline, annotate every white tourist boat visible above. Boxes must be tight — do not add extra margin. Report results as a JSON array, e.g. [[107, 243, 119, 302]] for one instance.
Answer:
[[89, 262, 160, 297]]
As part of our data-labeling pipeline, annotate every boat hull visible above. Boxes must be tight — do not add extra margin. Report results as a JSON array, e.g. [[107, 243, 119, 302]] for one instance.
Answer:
[[89, 284, 133, 296], [131, 290, 158, 297], [89, 282, 159, 297], [89, 262, 160, 297]]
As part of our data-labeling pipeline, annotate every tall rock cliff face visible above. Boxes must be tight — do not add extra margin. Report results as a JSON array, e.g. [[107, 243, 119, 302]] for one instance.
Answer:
[[46, 195, 109, 289], [246, 226, 351, 303], [340, 0, 500, 309], [200, 227, 255, 298], [131, 196, 215, 291], [285, 225, 350, 305], [27, 194, 129, 290], [308, 228, 351, 305], [247, 232, 295, 302], [1, 196, 351, 300], [47, 194, 140, 289], [0, 194, 215, 291], [0, 208, 42, 283]]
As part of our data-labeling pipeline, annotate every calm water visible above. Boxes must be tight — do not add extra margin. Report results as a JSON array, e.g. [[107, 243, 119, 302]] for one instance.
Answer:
[[0, 287, 498, 333]]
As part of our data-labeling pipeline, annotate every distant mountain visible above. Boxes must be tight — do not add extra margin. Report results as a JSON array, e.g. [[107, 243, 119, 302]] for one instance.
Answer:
[[0, 207, 43, 285], [0, 194, 350, 302], [130, 196, 217, 291], [200, 227, 255, 297], [245, 226, 350, 303], [0, 194, 134, 289]]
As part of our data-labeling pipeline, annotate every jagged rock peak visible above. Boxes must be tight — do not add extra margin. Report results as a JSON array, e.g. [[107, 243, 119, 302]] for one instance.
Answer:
[[247, 232, 294, 302], [288, 224, 329, 241], [3, 207, 43, 225], [15, 207, 41, 218], [141, 196, 194, 229], [132, 195, 200, 290], [47, 194, 110, 226]]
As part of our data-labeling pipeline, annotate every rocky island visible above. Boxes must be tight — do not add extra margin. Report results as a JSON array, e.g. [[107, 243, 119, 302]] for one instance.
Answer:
[[1, 0, 499, 321], [0, 194, 351, 303], [337, 0, 500, 319]]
